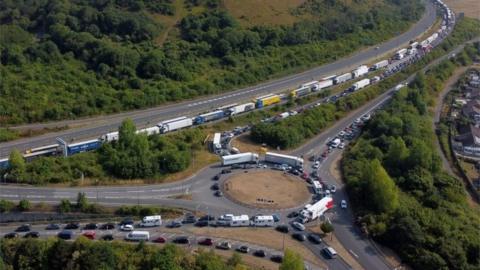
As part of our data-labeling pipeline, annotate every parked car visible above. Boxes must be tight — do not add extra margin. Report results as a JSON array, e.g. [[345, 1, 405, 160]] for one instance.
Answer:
[[221, 169, 231, 174], [308, 233, 322, 244], [275, 225, 289, 233], [341, 200, 347, 209], [45, 224, 60, 230], [211, 183, 220, 190], [152, 236, 166, 243], [4, 232, 18, 239], [173, 236, 189, 244], [24, 231, 40, 238], [84, 223, 98, 230], [101, 234, 114, 241], [100, 223, 115, 230], [214, 191, 223, 197], [212, 174, 220, 181], [272, 214, 280, 222], [166, 221, 182, 228], [330, 185, 337, 193], [64, 223, 80, 230], [270, 255, 283, 263], [253, 249, 266, 257], [119, 218, 134, 226], [198, 215, 216, 222], [236, 245, 250, 253], [292, 233, 307, 242], [182, 215, 197, 224], [82, 231, 96, 240], [287, 211, 298, 218], [195, 220, 209, 227], [198, 238, 214, 246], [120, 224, 134, 231], [57, 230, 74, 240], [15, 224, 31, 232], [291, 222, 305, 231], [216, 241, 231, 250], [323, 247, 338, 259]]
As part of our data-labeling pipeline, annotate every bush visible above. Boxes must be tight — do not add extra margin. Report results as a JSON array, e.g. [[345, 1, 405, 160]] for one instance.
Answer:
[[0, 199, 15, 213]]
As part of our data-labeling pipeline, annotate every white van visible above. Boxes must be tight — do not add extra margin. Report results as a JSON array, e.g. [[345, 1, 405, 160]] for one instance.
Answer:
[[252, 215, 275, 227], [125, 231, 150, 241], [139, 215, 162, 227]]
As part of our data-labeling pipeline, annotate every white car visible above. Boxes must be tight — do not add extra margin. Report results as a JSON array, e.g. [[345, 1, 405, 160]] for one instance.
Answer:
[[341, 200, 347, 209], [338, 143, 345, 149], [120, 224, 134, 231], [312, 161, 320, 169]]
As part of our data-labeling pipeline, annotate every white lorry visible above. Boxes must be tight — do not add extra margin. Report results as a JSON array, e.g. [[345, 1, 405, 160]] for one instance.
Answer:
[[139, 215, 162, 227], [265, 152, 304, 167], [221, 152, 259, 166], [395, 48, 408, 60], [314, 80, 333, 91], [213, 133, 221, 151], [372, 60, 389, 70], [352, 65, 369, 78], [298, 197, 334, 223], [158, 116, 193, 134], [334, 73, 353, 84], [229, 102, 255, 115], [351, 79, 370, 91]]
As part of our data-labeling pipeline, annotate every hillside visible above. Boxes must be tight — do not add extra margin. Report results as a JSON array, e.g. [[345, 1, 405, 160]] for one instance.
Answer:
[[0, 0, 424, 124]]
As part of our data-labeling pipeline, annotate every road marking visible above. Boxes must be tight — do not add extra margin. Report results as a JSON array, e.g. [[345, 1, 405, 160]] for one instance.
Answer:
[[349, 249, 359, 258]]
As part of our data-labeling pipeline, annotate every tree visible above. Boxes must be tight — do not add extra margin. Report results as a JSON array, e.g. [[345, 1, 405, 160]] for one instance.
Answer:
[[0, 199, 14, 213], [76, 192, 89, 212], [58, 199, 72, 213], [17, 199, 31, 211], [364, 159, 399, 213], [8, 149, 26, 182], [280, 249, 304, 270], [118, 118, 137, 149], [226, 252, 242, 267], [321, 221, 334, 240]]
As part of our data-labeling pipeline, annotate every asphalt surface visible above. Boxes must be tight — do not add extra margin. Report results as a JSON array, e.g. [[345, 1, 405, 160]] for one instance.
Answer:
[[0, 0, 437, 157]]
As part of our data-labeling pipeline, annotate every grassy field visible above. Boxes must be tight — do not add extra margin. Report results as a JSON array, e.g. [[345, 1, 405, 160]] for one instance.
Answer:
[[443, 0, 480, 19]]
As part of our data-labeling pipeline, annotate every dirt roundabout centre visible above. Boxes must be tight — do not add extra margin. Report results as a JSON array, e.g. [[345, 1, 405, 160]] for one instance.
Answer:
[[223, 170, 311, 209]]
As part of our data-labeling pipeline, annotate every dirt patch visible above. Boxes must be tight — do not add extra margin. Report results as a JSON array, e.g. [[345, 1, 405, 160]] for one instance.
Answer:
[[187, 227, 326, 268], [231, 133, 275, 154], [443, 0, 480, 19], [168, 193, 193, 200], [224, 171, 310, 209]]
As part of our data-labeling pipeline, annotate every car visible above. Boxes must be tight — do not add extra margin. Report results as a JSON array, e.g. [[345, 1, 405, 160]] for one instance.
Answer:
[[82, 231, 96, 240], [291, 169, 300, 175], [308, 233, 322, 244], [173, 236, 190, 244], [270, 255, 283, 263], [198, 238, 214, 246], [182, 215, 197, 224], [166, 221, 182, 228], [253, 249, 266, 257], [211, 183, 220, 190], [312, 161, 320, 169], [119, 218, 134, 226], [212, 174, 220, 181], [64, 223, 80, 230], [287, 211, 298, 219], [323, 247, 338, 259], [291, 221, 305, 231], [57, 230, 74, 240], [216, 241, 231, 250], [120, 224, 134, 231], [236, 245, 250, 253], [84, 223, 98, 230], [15, 224, 31, 232], [275, 225, 289, 233], [100, 223, 115, 230], [152, 236, 166, 243], [341, 200, 347, 209], [199, 215, 216, 222], [292, 233, 307, 242], [221, 169, 231, 174], [4, 232, 18, 239], [45, 223, 60, 230], [214, 190, 223, 197], [24, 231, 40, 238], [338, 143, 345, 149], [195, 220, 209, 227], [330, 185, 337, 193], [101, 234, 114, 241], [272, 214, 280, 222]]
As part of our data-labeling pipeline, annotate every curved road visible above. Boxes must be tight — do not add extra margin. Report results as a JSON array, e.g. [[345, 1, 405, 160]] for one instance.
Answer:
[[0, 1, 437, 157]]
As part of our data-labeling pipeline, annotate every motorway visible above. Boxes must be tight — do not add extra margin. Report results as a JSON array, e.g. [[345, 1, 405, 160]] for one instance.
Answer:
[[0, 0, 437, 157]]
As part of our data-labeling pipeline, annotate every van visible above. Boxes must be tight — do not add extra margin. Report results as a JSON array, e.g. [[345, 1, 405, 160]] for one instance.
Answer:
[[323, 247, 338, 259], [125, 231, 150, 241], [139, 215, 162, 227]]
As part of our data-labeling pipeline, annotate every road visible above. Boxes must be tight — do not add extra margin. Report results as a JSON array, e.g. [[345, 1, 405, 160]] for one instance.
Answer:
[[0, 0, 437, 157]]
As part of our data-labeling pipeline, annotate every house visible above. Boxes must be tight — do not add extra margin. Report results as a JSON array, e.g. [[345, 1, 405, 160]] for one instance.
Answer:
[[455, 125, 480, 148], [462, 99, 480, 124]]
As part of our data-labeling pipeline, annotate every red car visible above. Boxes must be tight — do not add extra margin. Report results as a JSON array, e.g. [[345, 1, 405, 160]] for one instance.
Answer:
[[301, 172, 308, 179], [152, 236, 166, 243], [198, 238, 214, 246], [82, 231, 95, 240]]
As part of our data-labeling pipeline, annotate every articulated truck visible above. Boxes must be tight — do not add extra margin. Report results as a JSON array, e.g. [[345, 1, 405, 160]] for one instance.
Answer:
[[265, 152, 303, 167], [298, 197, 334, 223], [221, 152, 259, 166]]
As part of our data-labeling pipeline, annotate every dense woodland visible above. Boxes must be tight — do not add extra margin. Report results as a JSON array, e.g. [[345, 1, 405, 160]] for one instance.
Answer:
[[342, 48, 480, 270], [0, 0, 423, 124], [250, 18, 480, 149]]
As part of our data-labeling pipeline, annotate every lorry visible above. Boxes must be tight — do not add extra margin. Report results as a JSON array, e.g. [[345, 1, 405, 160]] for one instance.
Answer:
[[254, 94, 281, 108], [67, 139, 102, 156], [158, 116, 193, 133], [221, 152, 259, 166], [333, 73, 353, 84], [213, 133, 221, 151], [394, 48, 407, 60], [298, 197, 334, 223], [194, 110, 224, 124], [100, 131, 119, 142], [137, 126, 160, 136], [229, 103, 255, 115], [352, 65, 369, 78], [139, 215, 162, 227], [265, 152, 303, 168], [300, 81, 320, 90], [409, 41, 419, 49], [351, 79, 370, 91], [291, 86, 310, 98], [315, 80, 333, 91], [372, 60, 389, 70], [407, 48, 417, 55], [251, 215, 275, 227]]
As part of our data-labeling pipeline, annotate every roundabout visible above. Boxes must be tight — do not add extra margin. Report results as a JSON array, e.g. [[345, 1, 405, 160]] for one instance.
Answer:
[[222, 170, 311, 209]]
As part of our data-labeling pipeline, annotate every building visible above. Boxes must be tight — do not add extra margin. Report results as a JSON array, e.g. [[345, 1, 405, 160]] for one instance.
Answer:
[[462, 99, 480, 124]]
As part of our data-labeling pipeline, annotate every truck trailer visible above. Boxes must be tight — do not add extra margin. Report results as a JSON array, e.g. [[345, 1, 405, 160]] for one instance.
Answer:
[[221, 152, 259, 166], [395, 48, 408, 60], [351, 78, 370, 91], [194, 110, 224, 124], [298, 197, 334, 223], [67, 139, 102, 156], [213, 133, 221, 151], [229, 103, 255, 115], [315, 80, 333, 91], [265, 152, 303, 168], [352, 65, 369, 78], [333, 73, 353, 84], [372, 60, 389, 70], [291, 86, 310, 98], [158, 116, 193, 133], [254, 94, 281, 108]]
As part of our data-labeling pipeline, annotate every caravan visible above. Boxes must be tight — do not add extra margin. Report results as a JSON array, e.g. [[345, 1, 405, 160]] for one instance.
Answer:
[[252, 215, 275, 227], [139, 215, 162, 227], [125, 231, 150, 241]]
